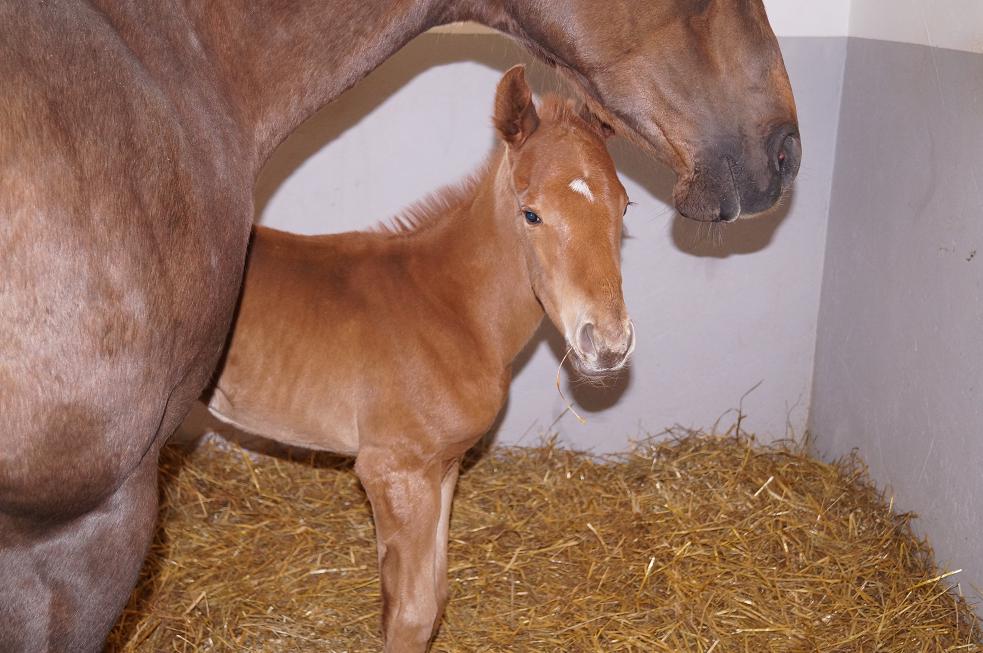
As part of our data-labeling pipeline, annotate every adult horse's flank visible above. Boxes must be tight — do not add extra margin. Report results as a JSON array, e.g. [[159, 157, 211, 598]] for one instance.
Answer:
[[207, 66, 632, 651], [0, 1, 799, 650]]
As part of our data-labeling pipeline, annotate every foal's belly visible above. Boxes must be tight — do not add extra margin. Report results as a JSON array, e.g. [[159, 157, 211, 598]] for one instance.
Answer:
[[208, 344, 505, 461], [207, 385, 361, 457]]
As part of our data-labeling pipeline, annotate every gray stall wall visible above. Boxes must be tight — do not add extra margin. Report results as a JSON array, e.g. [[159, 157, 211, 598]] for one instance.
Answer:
[[250, 34, 847, 452], [810, 39, 983, 593]]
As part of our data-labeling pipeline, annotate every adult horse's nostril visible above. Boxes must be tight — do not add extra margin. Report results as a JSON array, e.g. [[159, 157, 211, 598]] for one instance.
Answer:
[[577, 322, 597, 360], [771, 125, 801, 181], [714, 157, 742, 223], [716, 189, 741, 223], [778, 134, 801, 180], [717, 202, 740, 223]]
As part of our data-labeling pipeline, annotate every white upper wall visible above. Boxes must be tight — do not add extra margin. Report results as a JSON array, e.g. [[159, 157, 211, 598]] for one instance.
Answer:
[[438, 1, 983, 53], [765, 0, 983, 52], [850, 0, 983, 53], [762, 0, 851, 37]]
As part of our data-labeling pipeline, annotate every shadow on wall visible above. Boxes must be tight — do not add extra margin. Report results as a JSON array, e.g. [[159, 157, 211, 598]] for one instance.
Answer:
[[669, 188, 794, 258]]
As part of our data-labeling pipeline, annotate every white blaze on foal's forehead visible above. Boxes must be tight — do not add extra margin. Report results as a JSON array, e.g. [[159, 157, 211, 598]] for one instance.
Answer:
[[568, 178, 594, 203]]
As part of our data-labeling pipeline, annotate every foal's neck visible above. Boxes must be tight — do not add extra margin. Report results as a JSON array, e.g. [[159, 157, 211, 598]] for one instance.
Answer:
[[408, 150, 544, 371]]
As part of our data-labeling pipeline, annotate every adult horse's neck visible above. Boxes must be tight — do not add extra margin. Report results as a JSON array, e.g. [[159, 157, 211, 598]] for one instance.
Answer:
[[185, 0, 575, 172], [186, 0, 440, 166], [406, 150, 545, 372]]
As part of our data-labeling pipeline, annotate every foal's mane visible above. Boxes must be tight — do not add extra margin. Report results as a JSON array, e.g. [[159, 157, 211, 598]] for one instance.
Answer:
[[373, 95, 584, 238], [372, 158, 495, 237]]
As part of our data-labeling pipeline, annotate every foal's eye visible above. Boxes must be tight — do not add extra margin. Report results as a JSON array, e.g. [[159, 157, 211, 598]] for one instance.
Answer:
[[523, 209, 542, 225]]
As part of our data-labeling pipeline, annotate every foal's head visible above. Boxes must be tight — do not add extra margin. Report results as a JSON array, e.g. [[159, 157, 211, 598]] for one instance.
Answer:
[[494, 66, 634, 377]]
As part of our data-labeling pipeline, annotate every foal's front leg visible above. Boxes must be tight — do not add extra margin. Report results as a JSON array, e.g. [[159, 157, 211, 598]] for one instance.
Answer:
[[355, 447, 460, 653]]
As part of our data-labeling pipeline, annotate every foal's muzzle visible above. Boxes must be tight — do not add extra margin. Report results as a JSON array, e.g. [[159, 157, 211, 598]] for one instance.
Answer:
[[572, 319, 635, 376]]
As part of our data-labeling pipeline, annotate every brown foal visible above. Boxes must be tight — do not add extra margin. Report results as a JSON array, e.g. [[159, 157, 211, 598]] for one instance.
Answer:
[[207, 67, 633, 651]]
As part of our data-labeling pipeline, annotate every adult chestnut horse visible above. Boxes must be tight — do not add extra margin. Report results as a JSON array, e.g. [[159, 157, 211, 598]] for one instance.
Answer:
[[0, 1, 798, 651], [209, 67, 632, 650]]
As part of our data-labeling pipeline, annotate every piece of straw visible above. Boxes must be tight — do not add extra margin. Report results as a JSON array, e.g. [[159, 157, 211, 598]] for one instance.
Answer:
[[555, 346, 588, 425]]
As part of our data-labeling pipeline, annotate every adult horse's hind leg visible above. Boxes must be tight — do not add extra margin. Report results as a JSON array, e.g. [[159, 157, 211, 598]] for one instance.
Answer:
[[0, 450, 159, 653], [355, 447, 459, 653]]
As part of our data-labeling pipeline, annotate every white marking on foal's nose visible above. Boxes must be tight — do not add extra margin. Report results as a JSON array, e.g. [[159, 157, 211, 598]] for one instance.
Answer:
[[568, 178, 594, 202]]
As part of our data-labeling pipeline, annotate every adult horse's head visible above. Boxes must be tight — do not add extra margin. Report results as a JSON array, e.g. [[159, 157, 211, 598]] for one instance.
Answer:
[[494, 66, 634, 377], [478, 0, 800, 222]]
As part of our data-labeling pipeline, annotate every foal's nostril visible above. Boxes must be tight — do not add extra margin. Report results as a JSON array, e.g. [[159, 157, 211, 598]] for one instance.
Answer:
[[577, 323, 597, 360], [625, 321, 636, 356]]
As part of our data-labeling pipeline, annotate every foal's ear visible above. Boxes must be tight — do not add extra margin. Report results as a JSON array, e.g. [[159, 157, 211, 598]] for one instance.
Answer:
[[578, 103, 615, 140], [494, 65, 539, 148]]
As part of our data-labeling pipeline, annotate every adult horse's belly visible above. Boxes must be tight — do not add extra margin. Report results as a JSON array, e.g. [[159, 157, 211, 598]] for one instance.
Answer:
[[0, 35, 252, 519]]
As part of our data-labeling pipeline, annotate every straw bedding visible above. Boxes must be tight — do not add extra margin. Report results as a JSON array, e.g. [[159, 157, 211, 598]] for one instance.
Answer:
[[106, 430, 982, 652]]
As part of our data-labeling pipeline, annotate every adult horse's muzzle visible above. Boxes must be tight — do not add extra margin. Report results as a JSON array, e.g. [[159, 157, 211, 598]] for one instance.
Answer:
[[572, 319, 635, 377], [675, 123, 801, 223]]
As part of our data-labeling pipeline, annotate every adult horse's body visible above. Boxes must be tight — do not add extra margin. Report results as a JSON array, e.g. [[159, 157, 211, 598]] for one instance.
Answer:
[[209, 68, 632, 650], [0, 1, 799, 650]]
